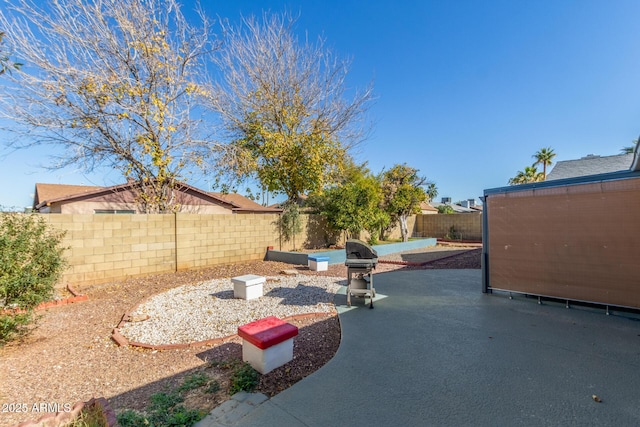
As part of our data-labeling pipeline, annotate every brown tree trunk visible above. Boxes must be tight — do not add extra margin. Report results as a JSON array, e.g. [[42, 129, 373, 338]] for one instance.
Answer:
[[400, 214, 409, 242]]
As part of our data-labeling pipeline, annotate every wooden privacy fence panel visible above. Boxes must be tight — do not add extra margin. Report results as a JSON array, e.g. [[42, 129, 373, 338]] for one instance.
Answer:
[[485, 177, 640, 309]]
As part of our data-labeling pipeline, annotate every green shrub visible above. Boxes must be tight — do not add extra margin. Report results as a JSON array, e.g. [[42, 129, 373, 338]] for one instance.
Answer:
[[178, 373, 209, 392], [437, 205, 455, 214], [65, 401, 109, 427], [0, 213, 67, 345], [117, 374, 209, 427], [444, 225, 462, 240], [229, 362, 259, 394], [148, 390, 184, 413], [115, 410, 147, 427], [205, 380, 221, 394]]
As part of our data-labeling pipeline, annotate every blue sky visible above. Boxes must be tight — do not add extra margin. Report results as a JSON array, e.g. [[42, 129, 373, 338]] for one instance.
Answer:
[[2, 0, 640, 208]]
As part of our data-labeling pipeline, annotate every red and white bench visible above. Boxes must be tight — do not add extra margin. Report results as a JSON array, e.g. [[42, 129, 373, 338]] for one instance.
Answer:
[[237, 316, 299, 374]]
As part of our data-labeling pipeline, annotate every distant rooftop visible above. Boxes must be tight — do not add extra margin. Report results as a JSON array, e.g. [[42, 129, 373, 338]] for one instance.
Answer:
[[546, 153, 634, 180], [431, 201, 477, 213]]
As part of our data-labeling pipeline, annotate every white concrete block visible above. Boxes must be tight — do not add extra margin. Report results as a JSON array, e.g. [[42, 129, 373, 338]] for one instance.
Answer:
[[242, 337, 294, 374], [232, 274, 265, 300], [308, 256, 329, 272]]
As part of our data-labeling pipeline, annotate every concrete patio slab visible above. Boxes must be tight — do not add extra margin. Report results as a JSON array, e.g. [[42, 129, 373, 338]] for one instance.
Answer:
[[205, 269, 640, 426]]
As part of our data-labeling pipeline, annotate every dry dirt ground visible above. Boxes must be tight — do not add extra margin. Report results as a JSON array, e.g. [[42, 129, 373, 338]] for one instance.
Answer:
[[0, 246, 480, 426]]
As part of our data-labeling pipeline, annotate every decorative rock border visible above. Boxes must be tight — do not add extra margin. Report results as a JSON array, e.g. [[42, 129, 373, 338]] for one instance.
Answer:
[[437, 239, 482, 245], [13, 397, 117, 427], [1, 285, 87, 315], [378, 249, 479, 267], [36, 285, 88, 310]]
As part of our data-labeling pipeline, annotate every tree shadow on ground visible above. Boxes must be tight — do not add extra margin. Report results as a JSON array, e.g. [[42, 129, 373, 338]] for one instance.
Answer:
[[265, 281, 346, 307], [209, 289, 235, 299]]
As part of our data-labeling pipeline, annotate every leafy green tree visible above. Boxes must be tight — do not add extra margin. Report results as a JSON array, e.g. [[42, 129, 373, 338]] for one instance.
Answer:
[[0, 0, 215, 213], [309, 164, 387, 244], [0, 213, 67, 345], [276, 200, 303, 250], [381, 164, 429, 242], [207, 12, 373, 202], [508, 165, 543, 185], [532, 147, 556, 179], [437, 205, 455, 214]]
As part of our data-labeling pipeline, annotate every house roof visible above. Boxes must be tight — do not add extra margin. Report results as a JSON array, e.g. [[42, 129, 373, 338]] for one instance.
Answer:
[[485, 149, 640, 197], [430, 201, 477, 213], [34, 182, 280, 213], [34, 183, 104, 208], [210, 192, 282, 212], [419, 201, 438, 212], [546, 153, 634, 181]]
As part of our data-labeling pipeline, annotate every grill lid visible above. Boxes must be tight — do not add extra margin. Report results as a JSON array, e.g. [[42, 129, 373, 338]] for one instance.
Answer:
[[345, 239, 378, 268], [345, 239, 378, 259]]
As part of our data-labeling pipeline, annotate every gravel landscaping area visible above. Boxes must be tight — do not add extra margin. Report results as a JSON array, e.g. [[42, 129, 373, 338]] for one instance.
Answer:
[[119, 275, 344, 346], [0, 245, 480, 427]]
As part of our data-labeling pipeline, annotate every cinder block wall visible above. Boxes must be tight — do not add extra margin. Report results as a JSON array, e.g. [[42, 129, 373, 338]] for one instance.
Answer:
[[44, 212, 428, 289], [175, 213, 280, 269], [415, 213, 482, 241], [46, 214, 176, 287], [45, 213, 284, 289]]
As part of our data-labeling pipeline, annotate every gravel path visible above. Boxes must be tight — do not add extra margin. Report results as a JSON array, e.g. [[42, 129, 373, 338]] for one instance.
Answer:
[[119, 275, 344, 345]]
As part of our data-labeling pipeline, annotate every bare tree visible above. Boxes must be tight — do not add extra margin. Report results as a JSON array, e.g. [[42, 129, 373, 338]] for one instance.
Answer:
[[0, 0, 217, 213], [205, 12, 374, 202]]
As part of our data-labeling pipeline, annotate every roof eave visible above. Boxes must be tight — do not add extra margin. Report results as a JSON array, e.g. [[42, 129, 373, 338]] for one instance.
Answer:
[[484, 169, 640, 196], [232, 208, 283, 213]]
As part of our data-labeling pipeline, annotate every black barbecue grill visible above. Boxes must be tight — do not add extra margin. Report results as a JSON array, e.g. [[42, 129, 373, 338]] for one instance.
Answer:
[[345, 239, 378, 308]]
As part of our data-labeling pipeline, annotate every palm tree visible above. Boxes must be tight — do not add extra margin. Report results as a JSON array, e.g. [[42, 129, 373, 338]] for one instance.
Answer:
[[532, 147, 556, 180], [508, 165, 544, 185], [508, 171, 526, 185], [621, 136, 639, 154], [425, 183, 438, 202]]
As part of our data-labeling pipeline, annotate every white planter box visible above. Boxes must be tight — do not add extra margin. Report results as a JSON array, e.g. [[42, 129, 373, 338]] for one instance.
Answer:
[[232, 274, 265, 300], [308, 255, 329, 271], [242, 338, 294, 374]]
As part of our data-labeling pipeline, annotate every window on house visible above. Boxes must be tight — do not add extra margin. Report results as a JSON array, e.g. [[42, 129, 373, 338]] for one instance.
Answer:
[[94, 209, 136, 214]]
